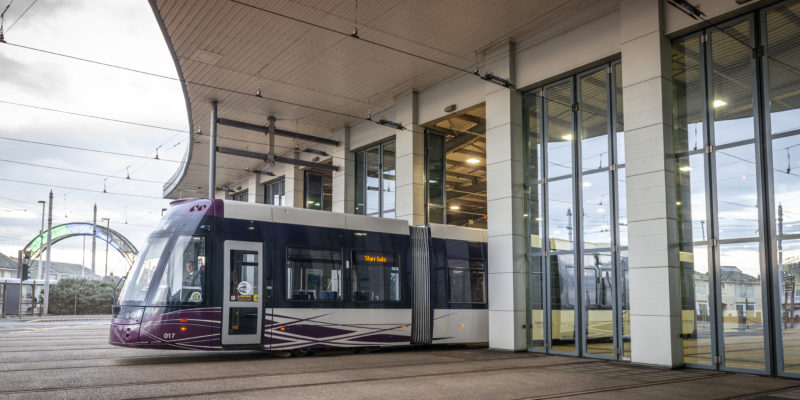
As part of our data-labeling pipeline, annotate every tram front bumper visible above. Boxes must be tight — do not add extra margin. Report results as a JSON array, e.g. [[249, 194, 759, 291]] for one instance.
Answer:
[[109, 306, 143, 346]]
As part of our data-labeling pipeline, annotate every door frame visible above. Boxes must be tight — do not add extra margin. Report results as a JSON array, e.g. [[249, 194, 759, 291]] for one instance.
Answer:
[[221, 240, 264, 347]]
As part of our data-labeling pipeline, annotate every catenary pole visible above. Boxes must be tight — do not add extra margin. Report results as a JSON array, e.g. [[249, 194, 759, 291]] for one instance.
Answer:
[[37, 200, 45, 280], [91, 204, 97, 280], [209, 100, 218, 199], [43, 190, 53, 316]]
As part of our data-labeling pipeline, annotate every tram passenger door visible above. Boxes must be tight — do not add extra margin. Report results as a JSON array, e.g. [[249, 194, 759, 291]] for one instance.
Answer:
[[222, 241, 263, 347]]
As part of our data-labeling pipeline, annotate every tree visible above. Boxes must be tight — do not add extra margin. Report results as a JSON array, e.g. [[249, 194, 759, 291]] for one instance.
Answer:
[[48, 278, 115, 315]]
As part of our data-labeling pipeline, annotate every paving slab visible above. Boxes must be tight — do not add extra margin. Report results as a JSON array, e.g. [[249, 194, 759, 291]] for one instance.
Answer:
[[0, 319, 796, 399]]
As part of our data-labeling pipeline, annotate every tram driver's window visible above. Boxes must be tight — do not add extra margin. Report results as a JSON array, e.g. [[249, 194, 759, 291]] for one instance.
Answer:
[[286, 247, 341, 301], [352, 252, 399, 302], [447, 259, 486, 304], [151, 236, 206, 305]]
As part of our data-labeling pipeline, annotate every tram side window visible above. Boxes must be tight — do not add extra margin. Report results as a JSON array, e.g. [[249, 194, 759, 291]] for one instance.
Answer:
[[448, 259, 486, 304], [352, 252, 400, 302], [151, 236, 206, 305], [286, 247, 342, 301]]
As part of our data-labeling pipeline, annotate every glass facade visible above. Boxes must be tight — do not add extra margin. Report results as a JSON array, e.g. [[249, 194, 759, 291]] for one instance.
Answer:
[[672, 0, 800, 376], [354, 140, 396, 218], [263, 179, 285, 206], [524, 61, 627, 358]]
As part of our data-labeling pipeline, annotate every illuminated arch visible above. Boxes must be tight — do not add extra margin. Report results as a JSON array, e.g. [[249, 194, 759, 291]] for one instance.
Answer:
[[22, 223, 139, 267]]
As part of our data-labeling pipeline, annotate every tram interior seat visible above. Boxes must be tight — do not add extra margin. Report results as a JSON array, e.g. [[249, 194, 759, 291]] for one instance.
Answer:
[[320, 291, 337, 300], [353, 291, 376, 301], [292, 290, 316, 300]]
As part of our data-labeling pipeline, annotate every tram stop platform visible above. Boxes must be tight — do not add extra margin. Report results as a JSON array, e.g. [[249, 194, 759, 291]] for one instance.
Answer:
[[1, 318, 799, 399]]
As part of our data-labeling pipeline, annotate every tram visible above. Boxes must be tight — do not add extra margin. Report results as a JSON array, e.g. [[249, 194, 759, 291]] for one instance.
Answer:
[[110, 198, 488, 351]]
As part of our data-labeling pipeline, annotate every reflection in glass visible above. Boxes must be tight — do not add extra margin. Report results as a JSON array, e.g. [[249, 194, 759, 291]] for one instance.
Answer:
[[766, 1, 800, 136], [673, 34, 704, 153], [546, 80, 574, 178], [548, 178, 574, 251], [617, 167, 628, 247], [619, 250, 630, 358], [382, 142, 396, 219], [773, 136, 800, 236], [584, 252, 615, 356], [615, 64, 625, 165], [580, 69, 609, 171], [680, 244, 713, 366], [355, 152, 365, 214], [778, 240, 800, 373], [715, 145, 759, 240], [676, 154, 709, 243], [711, 20, 755, 146], [582, 172, 611, 249], [550, 253, 576, 353], [528, 255, 545, 350], [720, 242, 764, 370], [366, 147, 381, 216], [427, 133, 445, 224]]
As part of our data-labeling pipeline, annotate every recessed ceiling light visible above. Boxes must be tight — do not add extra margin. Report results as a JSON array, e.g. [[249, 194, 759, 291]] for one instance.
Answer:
[[449, 205, 461, 211], [679, 166, 692, 172], [466, 157, 480, 164], [562, 134, 573, 141], [713, 99, 727, 108]]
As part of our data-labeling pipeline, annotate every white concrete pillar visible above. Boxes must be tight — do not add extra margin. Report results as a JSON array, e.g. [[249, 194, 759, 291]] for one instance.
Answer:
[[394, 91, 425, 225], [485, 41, 527, 351], [245, 174, 263, 203], [621, 0, 682, 367], [332, 127, 355, 214], [284, 153, 305, 208]]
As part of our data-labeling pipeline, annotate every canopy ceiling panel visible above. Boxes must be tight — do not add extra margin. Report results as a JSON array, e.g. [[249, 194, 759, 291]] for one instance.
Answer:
[[153, 0, 619, 198]]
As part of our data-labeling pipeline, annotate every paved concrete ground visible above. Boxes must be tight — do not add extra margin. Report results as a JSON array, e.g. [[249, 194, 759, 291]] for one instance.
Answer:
[[1, 317, 799, 399]]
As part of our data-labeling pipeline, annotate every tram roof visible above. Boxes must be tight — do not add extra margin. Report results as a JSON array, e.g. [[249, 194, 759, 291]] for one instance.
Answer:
[[149, 0, 617, 198], [222, 200, 410, 235]]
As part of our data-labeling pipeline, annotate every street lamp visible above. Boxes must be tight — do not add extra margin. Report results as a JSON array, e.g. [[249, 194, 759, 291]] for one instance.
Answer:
[[37, 200, 46, 280], [101, 217, 110, 279]]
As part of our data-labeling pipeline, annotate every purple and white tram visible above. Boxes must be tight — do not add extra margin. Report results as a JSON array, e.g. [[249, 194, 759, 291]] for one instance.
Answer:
[[110, 198, 488, 351]]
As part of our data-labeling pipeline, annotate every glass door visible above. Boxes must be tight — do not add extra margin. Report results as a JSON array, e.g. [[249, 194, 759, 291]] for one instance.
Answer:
[[524, 61, 627, 359], [222, 240, 263, 347], [763, 0, 800, 378]]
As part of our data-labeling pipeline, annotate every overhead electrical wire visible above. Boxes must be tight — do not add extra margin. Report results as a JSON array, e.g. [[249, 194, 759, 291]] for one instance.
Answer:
[[1, 41, 367, 121], [0, 178, 164, 199], [0, 158, 165, 184], [5, 0, 36, 32], [0, 99, 189, 133]]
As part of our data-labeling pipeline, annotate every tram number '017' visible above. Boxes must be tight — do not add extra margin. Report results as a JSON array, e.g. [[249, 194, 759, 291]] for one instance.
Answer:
[[163, 333, 175, 339]]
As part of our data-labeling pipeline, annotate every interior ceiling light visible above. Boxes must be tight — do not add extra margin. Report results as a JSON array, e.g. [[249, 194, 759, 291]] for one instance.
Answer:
[[449, 205, 460, 211], [562, 134, 573, 141], [679, 166, 692, 172], [466, 157, 480, 164], [712, 99, 727, 108]]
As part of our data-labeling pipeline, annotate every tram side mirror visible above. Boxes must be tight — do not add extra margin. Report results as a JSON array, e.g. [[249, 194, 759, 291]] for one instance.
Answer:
[[199, 225, 211, 232]]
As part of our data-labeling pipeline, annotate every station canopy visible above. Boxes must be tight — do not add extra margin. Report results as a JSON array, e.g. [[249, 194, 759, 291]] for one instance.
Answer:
[[153, 0, 618, 198]]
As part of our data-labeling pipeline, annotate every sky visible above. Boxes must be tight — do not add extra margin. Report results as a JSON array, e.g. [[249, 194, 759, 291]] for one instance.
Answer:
[[0, 0, 188, 277]]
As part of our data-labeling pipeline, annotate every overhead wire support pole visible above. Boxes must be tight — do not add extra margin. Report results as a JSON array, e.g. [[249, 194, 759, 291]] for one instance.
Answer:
[[209, 100, 218, 199], [43, 190, 53, 316], [91, 204, 97, 280], [268, 115, 276, 164]]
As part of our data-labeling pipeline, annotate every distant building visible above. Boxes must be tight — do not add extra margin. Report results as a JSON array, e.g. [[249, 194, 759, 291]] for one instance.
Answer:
[[0, 252, 99, 281]]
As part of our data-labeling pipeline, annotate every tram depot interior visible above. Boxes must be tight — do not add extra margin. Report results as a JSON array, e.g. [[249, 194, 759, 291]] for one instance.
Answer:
[[150, 0, 800, 377]]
